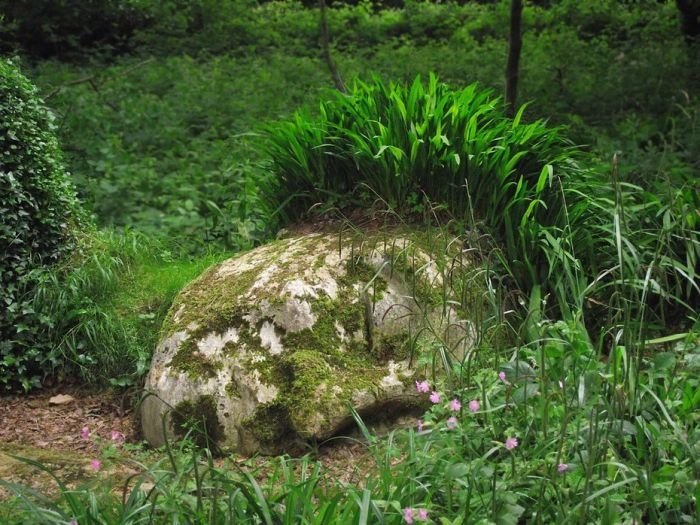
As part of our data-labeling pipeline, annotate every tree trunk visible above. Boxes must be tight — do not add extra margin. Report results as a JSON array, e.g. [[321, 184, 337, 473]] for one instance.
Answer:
[[319, 0, 346, 93], [505, 0, 523, 118], [676, 0, 700, 43]]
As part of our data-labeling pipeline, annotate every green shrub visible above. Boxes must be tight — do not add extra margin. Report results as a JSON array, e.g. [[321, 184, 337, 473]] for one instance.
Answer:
[[0, 59, 81, 391], [131, 0, 264, 56]]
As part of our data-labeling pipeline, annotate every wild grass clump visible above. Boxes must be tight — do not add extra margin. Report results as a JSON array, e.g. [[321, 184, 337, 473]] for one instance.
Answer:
[[27, 229, 224, 387], [266, 75, 698, 327], [266, 75, 582, 299]]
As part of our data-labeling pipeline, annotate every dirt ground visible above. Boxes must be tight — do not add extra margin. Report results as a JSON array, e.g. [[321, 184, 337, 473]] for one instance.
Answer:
[[0, 386, 138, 498], [0, 386, 377, 501], [0, 386, 134, 455]]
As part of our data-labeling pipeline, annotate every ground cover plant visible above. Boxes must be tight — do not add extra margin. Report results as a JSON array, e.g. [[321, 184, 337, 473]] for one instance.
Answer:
[[0, 0, 698, 523]]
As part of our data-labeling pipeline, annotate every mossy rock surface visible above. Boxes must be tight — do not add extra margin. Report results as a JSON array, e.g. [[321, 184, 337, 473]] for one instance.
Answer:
[[141, 230, 477, 455]]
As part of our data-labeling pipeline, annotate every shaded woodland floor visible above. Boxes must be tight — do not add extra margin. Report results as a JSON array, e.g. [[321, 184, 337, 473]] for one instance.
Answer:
[[0, 388, 377, 500]]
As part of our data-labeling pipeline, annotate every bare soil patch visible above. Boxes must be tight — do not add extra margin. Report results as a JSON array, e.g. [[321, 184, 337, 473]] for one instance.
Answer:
[[1, 387, 378, 501], [0, 387, 137, 498], [0, 386, 135, 454]]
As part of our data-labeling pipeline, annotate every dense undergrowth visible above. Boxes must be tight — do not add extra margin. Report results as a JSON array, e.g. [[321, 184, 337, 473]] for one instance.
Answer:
[[0, 0, 698, 523], [29, 230, 224, 387], [17, 0, 698, 252]]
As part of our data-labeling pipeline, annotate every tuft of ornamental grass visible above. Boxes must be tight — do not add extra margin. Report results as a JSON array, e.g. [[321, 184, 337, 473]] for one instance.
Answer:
[[266, 75, 579, 298]]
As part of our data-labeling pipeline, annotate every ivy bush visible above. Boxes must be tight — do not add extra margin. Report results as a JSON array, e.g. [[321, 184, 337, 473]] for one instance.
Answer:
[[0, 59, 81, 391]]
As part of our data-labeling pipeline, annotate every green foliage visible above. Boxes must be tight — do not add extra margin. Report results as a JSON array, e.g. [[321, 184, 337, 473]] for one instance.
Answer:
[[2, 323, 698, 523], [389, 324, 700, 524], [1, 1, 698, 519], [266, 74, 698, 324], [266, 75, 581, 297], [0, 59, 81, 391], [30, 55, 312, 253], [22, 0, 695, 258], [29, 230, 224, 386], [131, 0, 264, 56]]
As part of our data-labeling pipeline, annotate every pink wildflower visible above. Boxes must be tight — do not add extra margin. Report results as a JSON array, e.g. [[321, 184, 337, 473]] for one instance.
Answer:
[[403, 507, 414, 524], [429, 391, 441, 404], [69, 520, 78, 525], [80, 426, 90, 440], [557, 463, 569, 473], [415, 380, 430, 393], [417, 508, 429, 521], [449, 398, 461, 411], [505, 437, 518, 450], [110, 430, 125, 444], [468, 399, 480, 412], [446, 416, 458, 429], [90, 459, 101, 472], [498, 371, 507, 383]]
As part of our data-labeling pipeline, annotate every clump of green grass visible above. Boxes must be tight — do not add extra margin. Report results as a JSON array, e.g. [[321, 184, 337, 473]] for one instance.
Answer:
[[29, 229, 225, 387], [266, 75, 583, 303], [266, 75, 698, 328]]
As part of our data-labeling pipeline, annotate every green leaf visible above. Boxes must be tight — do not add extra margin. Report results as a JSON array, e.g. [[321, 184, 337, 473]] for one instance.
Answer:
[[446, 462, 470, 479], [500, 361, 537, 383], [512, 382, 540, 403], [653, 352, 676, 370]]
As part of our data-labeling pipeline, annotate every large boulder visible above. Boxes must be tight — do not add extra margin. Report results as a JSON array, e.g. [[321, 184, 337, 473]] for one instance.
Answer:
[[141, 230, 476, 455]]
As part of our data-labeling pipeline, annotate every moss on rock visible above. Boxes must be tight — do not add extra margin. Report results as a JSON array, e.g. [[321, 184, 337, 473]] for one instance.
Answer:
[[144, 229, 486, 455], [243, 403, 297, 452], [172, 395, 224, 449], [169, 342, 222, 380]]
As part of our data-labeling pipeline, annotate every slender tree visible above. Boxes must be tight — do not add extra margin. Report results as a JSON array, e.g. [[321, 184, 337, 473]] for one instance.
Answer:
[[676, 0, 700, 43], [505, 0, 523, 118], [319, 0, 346, 93]]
